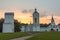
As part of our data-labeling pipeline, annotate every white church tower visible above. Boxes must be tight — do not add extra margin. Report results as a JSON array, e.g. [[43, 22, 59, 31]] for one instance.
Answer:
[[33, 8, 40, 32], [48, 16, 57, 31], [3, 12, 14, 33], [50, 16, 56, 28]]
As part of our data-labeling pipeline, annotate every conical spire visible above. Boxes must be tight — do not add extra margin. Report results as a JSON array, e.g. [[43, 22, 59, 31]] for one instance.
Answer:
[[50, 15, 56, 28], [51, 16, 54, 23]]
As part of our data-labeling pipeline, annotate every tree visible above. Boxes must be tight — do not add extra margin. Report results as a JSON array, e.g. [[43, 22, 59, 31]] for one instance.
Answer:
[[0, 18, 4, 32], [40, 24, 49, 27], [14, 20, 21, 32], [58, 23, 60, 26]]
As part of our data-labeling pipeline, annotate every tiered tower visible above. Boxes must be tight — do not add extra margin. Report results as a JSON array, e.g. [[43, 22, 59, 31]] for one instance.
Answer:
[[33, 8, 40, 32]]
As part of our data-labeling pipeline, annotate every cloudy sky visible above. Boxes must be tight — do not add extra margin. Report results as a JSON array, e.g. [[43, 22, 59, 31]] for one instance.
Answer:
[[0, 0, 60, 24]]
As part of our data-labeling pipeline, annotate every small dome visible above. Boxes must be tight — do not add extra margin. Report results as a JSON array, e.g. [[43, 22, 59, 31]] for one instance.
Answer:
[[33, 8, 39, 15]]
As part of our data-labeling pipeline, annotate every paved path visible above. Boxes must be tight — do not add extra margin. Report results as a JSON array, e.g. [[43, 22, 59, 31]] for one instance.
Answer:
[[11, 33, 39, 40]]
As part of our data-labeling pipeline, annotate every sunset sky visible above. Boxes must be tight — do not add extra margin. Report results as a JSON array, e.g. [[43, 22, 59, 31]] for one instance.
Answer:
[[0, 0, 60, 25]]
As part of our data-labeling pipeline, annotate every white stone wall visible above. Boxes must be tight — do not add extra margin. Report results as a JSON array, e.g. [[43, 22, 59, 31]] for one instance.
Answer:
[[3, 23, 14, 33], [20, 26, 25, 32], [33, 25, 40, 32]]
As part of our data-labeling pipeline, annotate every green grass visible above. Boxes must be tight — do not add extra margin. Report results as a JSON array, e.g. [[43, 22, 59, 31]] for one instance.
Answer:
[[0, 32, 34, 40], [27, 32, 60, 40]]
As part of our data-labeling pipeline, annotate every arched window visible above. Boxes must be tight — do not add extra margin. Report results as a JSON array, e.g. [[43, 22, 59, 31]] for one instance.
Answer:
[[35, 18, 37, 23]]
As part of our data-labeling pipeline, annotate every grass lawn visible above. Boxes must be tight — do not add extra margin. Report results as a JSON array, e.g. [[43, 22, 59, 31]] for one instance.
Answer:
[[0, 32, 34, 40], [27, 32, 60, 40]]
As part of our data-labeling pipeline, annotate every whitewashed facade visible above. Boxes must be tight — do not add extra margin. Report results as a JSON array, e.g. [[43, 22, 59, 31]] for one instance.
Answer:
[[3, 12, 14, 33]]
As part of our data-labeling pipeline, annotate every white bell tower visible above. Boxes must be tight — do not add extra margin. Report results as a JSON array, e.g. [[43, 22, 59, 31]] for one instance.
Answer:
[[33, 8, 40, 32]]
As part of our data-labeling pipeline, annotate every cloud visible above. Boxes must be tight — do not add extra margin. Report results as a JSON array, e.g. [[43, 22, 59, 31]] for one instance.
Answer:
[[21, 10, 28, 13], [21, 9, 48, 17], [21, 9, 34, 13]]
